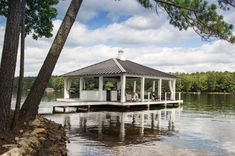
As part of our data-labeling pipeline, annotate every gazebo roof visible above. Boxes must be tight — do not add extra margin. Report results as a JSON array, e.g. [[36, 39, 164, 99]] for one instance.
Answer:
[[62, 58, 176, 79]]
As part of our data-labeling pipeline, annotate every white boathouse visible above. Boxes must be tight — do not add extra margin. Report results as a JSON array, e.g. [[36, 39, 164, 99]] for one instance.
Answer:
[[56, 51, 183, 107]]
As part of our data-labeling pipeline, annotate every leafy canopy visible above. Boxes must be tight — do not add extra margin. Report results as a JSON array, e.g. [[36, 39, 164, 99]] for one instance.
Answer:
[[137, 0, 235, 43], [0, 0, 59, 39]]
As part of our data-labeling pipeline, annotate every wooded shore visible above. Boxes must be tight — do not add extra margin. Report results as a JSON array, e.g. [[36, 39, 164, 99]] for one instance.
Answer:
[[15, 71, 235, 94]]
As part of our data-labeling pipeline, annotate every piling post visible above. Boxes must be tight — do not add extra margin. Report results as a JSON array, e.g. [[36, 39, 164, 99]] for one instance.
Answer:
[[178, 92, 182, 106], [52, 107, 55, 113]]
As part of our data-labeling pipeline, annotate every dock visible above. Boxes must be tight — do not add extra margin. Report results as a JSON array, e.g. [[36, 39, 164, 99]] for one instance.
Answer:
[[51, 97, 183, 113]]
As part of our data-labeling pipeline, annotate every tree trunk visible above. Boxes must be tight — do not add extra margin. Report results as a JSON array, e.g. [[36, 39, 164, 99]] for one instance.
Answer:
[[0, 0, 21, 132], [19, 0, 83, 120], [11, 0, 26, 130]]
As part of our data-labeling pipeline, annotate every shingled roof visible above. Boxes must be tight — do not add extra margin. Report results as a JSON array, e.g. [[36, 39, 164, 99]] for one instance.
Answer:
[[62, 58, 176, 79]]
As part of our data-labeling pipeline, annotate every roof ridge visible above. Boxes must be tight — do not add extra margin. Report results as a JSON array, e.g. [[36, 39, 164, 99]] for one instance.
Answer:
[[62, 58, 113, 76], [112, 58, 126, 73]]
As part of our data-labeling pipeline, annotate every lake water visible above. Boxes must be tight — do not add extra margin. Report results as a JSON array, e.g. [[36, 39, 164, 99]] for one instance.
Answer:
[[37, 93, 235, 156]]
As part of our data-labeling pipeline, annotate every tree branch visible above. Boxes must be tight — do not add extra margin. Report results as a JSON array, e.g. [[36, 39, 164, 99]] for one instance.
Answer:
[[154, 0, 202, 12]]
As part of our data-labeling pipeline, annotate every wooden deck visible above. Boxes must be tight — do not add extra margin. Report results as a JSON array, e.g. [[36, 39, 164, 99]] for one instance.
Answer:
[[52, 98, 183, 113]]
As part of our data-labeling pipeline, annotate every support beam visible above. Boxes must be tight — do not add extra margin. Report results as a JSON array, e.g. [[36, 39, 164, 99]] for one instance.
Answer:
[[120, 113, 125, 140], [79, 77, 83, 99], [133, 81, 137, 93], [99, 76, 103, 101], [64, 77, 71, 99], [140, 112, 144, 136], [158, 79, 162, 100], [140, 77, 145, 102], [157, 110, 161, 128], [120, 75, 126, 103], [98, 113, 103, 137]]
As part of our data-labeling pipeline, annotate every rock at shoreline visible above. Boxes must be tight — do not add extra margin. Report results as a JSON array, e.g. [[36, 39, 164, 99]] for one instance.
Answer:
[[1, 115, 67, 156]]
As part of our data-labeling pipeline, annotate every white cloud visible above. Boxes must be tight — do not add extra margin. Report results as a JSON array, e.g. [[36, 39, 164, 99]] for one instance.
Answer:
[[56, 13, 196, 47], [56, 40, 235, 75], [0, 0, 235, 76], [56, 0, 155, 23]]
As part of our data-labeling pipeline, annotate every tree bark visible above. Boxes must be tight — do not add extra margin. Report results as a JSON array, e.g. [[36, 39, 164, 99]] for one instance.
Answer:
[[0, 0, 21, 132], [19, 0, 83, 120], [11, 0, 26, 130]]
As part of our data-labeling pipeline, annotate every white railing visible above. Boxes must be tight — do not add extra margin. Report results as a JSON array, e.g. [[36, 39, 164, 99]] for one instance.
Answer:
[[146, 92, 181, 102], [164, 92, 181, 101]]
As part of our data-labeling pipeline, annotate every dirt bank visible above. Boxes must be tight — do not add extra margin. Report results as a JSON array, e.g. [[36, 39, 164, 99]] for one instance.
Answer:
[[1, 116, 67, 156]]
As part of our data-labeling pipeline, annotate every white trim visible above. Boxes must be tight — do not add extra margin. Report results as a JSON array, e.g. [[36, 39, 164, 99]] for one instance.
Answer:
[[63, 74, 176, 81], [55, 99, 183, 106], [113, 58, 126, 72], [125, 74, 176, 81]]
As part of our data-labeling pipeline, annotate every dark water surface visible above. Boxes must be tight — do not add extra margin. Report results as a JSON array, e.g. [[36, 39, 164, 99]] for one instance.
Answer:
[[41, 93, 235, 156]]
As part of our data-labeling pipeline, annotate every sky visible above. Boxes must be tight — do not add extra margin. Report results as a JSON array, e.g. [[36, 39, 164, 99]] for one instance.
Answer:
[[0, 0, 235, 76]]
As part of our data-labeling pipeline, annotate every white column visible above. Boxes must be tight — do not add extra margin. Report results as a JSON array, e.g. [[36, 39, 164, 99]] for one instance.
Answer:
[[133, 81, 137, 93], [169, 80, 176, 100], [169, 80, 173, 100], [79, 77, 83, 99], [120, 75, 126, 103], [140, 77, 145, 102], [64, 77, 71, 99], [158, 79, 162, 100], [152, 80, 155, 92], [99, 76, 103, 101]]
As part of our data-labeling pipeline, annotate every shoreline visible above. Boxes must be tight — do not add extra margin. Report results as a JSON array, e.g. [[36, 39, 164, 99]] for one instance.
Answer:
[[182, 92, 233, 95]]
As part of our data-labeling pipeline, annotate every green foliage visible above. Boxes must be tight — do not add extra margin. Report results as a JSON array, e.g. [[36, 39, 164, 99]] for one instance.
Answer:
[[85, 79, 99, 90], [13, 72, 235, 93], [137, 0, 235, 43], [49, 76, 64, 90], [71, 79, 80, 91], [105, 81, 114, 89], [0, 0, 59, 39], [175, 71, 235, 93]]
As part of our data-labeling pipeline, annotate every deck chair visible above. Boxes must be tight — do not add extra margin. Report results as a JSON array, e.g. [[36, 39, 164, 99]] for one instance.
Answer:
[[126, 93, 132, 101]]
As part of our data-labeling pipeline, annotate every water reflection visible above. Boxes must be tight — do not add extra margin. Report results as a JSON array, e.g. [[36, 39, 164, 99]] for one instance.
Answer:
[[58, 107, 182, 148], [42, 93, 235, 156]]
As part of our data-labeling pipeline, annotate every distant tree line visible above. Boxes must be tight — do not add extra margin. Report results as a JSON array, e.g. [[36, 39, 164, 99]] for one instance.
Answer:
[[13, 71, 235, 94], [175, 71, 235, 93]]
